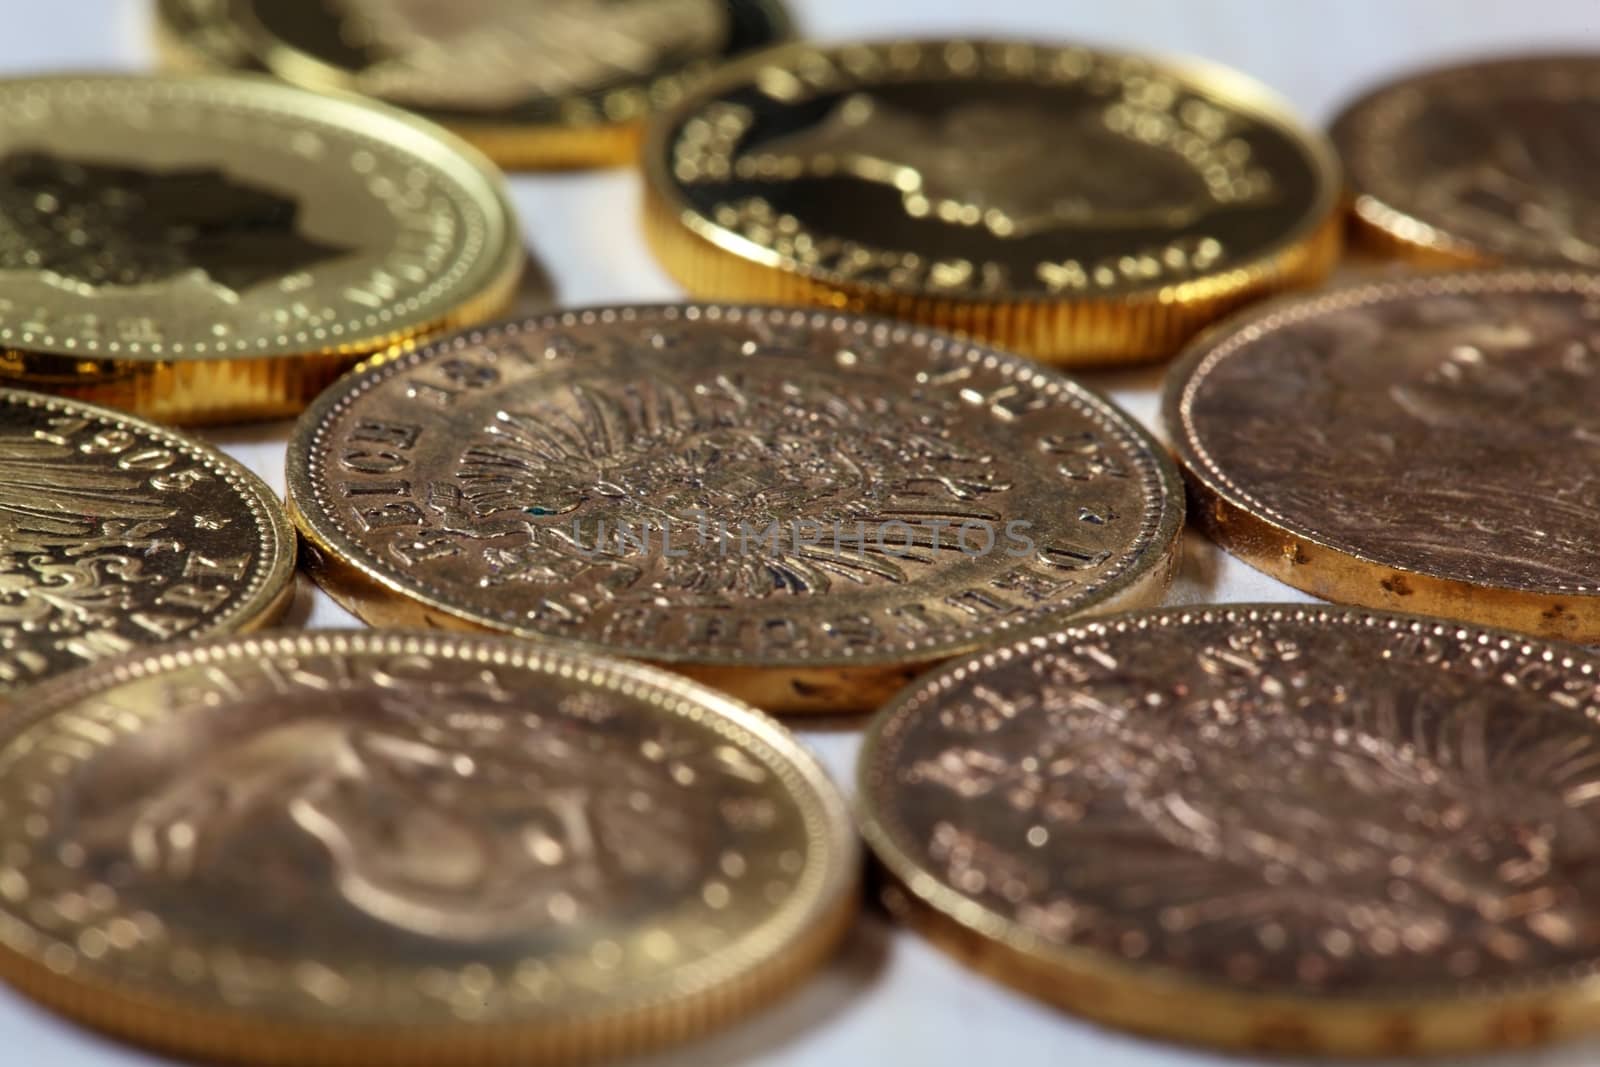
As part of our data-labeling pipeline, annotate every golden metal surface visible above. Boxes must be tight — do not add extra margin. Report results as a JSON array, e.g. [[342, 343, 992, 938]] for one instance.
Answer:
[[285, 305, 1183, 713], [1165, 269, 1600, 640], [0, 73, 521, 423], [859, 604, 1600, 1056], [1333, 54, 1600, 268], [0, 629, 857, 1065], [0, 387, 294, 697], [155, 0, 793, 170], [642, 39, 1341, 364]]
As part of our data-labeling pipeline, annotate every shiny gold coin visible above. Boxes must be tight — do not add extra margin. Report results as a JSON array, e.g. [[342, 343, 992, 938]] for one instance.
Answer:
[[0, 74, 521, 424], [155, 0, 794, 170], [285, 305, 1184, 712], [642, 39, 1341, 365], [0, 388, 294, 697], [860, 603, 1600, 1055], [1165, 269, 1600, 640], [1333, 54, 1600, 267], [0, 629, 857, 1065]]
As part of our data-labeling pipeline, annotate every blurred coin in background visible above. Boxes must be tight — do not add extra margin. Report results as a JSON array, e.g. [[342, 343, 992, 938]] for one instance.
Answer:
[[1334, 54, 1600, 267], [155, 0, 794, 169]]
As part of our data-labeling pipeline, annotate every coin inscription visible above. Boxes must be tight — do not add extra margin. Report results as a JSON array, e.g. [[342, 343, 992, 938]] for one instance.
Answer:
[[1334, 55, 1600, 266], [0, 631, 856, 1064], [287, 306, 1182, 710], [645, 39, 1339, 363], [860, 606, 1600, 1053], [0, 389, 294, 695], [1166, 271, 1600, 639]]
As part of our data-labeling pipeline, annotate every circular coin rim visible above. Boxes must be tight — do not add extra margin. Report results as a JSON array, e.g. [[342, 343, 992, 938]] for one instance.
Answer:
[[0, 72, 522, 362], [1330, 51, 1600, 267], [0, 386, 296, 696], [0, 628, 859, 1063], [1163, 268, 1600, 631], [285, 303, 1185, 672], [642, 36, 1343, 305], [857, 602, 1600, 1053]]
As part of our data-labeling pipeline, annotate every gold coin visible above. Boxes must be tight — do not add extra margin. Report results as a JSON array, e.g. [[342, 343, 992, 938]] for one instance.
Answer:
[[285, 305, 1184, 712], [0, 629, 857, 1065], [155, 0, 794, 170], [859, 603, 1600, 1055], [1333, 54, 1600, 267], [1165, 269, 1600, 640], [0, 74, 521, 424], [642, 39, 1341, 365], [0, 388, 294, 697]]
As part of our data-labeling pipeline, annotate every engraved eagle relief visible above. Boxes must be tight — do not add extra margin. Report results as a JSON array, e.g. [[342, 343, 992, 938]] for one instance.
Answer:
[[1413, 94, 1600, 265], [1193, 291, 1600, 590], [435, 373, 1011, 600], [0, 433, 179, 657], [83, 687, 725, 942], [894, 621, 1600, 992], [0, 150, 351, 298], [331, 0, 727, 109], [732, 93, 1270, 238]]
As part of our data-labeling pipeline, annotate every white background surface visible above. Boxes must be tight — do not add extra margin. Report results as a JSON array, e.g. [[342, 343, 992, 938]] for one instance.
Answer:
[[4, 2, 1600, 1065]]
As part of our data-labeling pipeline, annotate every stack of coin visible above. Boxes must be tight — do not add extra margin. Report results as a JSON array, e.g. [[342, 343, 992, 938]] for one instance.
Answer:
[[0, 74, 522, 424]]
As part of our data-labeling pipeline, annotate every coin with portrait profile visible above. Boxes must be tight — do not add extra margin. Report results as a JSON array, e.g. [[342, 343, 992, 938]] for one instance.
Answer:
[[1165, 269, 1600, 640], [154, 0, 793, 169], [0, 629, 857, 1066], [285, 304, 1184, 713], [0, 73, 520, 424], [642, 38, 1341, 365], [1332, 54, 1600, 267], [859, 604, 1600, 1055], [0, 387, 295, 699]]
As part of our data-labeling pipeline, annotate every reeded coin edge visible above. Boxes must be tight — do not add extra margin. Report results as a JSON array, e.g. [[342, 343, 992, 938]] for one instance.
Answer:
[[285, 303, 1185, 671], [0, 387, 296, 697], [0, 629, 860, 1066], [0, 72, 522, 362], [642, 37, 1344, 305], [857, 602, 1600, 1055], [1165, 269, 1600, 606]]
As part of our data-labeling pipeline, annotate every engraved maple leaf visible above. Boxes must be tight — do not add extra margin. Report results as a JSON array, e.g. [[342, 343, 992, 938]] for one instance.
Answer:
[[335, 0, 726, 109], [736, 94, 1228, 238], [0, 150, 352, 298]]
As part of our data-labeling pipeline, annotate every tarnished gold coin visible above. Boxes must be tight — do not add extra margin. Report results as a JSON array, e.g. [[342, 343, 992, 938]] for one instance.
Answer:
[[860, 604, 1600, 1055], [0, 74, 520, 424], [642, 39, 1341, 365], [285, 305, 1183, 712], [1333, 54, 1600, 267], [0, 629, 857, 1065], [1166, 270, 1600, 640], [0, 388, 294, 697], [155, 0, 793, 170]]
